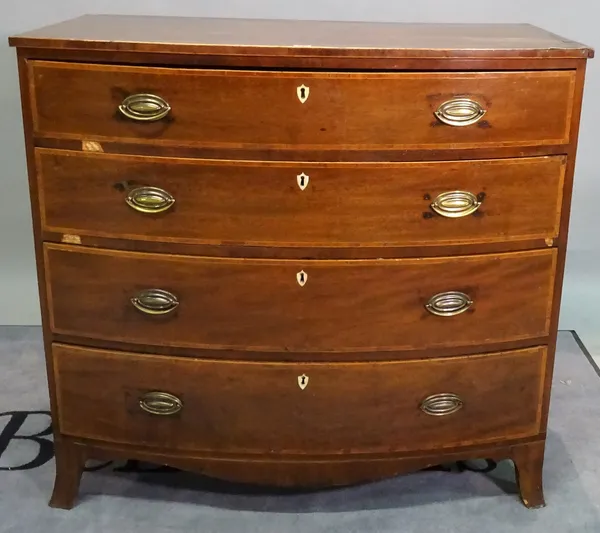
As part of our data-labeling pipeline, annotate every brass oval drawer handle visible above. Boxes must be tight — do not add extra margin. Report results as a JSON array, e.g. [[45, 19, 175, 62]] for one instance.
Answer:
[[126, 186, 175, 214], [118, 93, 171, 122], [425, 291, 473, 317], [139, 391, 182, 416], [434, 98, 486, 127], [131, 289, 179, 315], [420, 393, 463, 416], [430, 191, 482, 218]]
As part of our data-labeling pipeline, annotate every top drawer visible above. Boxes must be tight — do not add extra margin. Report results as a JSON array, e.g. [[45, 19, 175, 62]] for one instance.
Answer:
[[29, 61, 576, 151]]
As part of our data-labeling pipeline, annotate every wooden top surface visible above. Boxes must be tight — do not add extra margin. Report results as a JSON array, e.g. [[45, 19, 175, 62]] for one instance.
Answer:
[[8, 15, 594, 59]]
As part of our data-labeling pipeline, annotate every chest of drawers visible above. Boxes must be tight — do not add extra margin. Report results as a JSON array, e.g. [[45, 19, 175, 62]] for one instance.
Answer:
[[9, 16, 592, 509]]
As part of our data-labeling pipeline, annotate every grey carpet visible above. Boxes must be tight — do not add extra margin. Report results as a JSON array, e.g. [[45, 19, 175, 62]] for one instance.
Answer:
[[1, 328, 600, 532]]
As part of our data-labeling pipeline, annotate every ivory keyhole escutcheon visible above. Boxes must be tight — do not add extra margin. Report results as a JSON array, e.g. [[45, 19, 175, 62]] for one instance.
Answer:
[[297, 84, 310, 104], [296, 270, 308, 287], [297, 172, 309, 191], [298, 374, 309, 390]]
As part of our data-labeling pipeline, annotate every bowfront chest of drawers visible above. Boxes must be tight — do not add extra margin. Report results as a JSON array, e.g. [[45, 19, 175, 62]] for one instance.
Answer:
[[9, 16, 593, 509]]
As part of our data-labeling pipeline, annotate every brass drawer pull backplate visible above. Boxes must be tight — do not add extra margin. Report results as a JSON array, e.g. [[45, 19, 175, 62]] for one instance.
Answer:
[[420, 393, 463, 416], [139, 391, 183, 416], [425, 291, 473, 317], [430, 190, 482, 218], [126, 186, 175, 214], [131, 288, 179, 315], [118, 93, 171, 122], [435, 97, 486, 127]]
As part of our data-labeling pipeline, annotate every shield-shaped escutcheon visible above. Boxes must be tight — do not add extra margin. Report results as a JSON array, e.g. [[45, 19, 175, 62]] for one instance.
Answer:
[[297, 84, 310, 104], [296, 270, 308, 287], [297, 172, 309, 191], [298, 374, 309, 390]]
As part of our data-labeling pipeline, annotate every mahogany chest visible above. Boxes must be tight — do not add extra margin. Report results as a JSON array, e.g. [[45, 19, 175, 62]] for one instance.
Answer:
[[9, 16, 593, 509]]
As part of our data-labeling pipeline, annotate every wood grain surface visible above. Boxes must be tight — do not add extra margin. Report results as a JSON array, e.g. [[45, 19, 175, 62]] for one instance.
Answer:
[[37, 150, 566, 248], [15, 46, 592, 71], [30, 62, 576, 151], [45, 244, 556, 352], [53, 343, 545, 454], [9, 16, 593, 59], [9, 16, 592, 508], [56, 436, 547, 497]]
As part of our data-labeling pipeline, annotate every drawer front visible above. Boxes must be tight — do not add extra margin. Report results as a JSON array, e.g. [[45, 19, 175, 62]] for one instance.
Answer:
[[38, 150, 565, 247], [45, 245, 556, 352], [31, 62, 575, 150], [53, 344, 545, 454]]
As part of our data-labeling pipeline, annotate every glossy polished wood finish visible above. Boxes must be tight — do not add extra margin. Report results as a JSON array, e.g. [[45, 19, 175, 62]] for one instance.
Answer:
[[54, 343, 545, 453], [37, 150, 566, 248], [49, 333, 550, 363], [34, 134, 575, 163], [15, 45, 592, 72], [49, 438, 86, 509], [9, 16, 593, 59], [512, 440, 546, 508], [54, 434, 546, 504], [30, 62, 576, 151], [10, 17, 592, 509], [45, 245, 556, 352]]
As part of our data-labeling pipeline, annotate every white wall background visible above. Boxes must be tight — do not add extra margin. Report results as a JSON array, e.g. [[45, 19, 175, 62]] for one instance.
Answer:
[[1, 2, 599, 351]]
